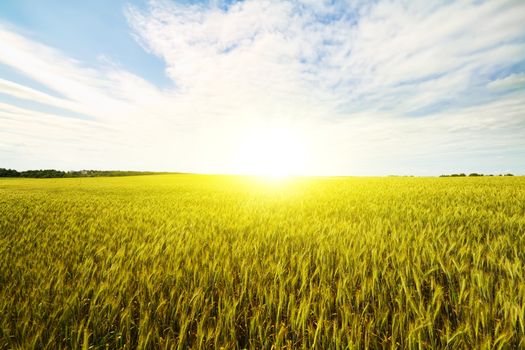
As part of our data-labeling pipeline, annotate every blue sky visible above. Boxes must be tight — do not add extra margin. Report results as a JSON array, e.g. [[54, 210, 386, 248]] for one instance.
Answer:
[[0, 0, 524, 175], [0, 0, 168, 86]]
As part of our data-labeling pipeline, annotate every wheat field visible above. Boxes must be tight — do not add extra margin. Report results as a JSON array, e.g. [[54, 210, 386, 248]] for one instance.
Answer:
[[1, 175, 524, 349]]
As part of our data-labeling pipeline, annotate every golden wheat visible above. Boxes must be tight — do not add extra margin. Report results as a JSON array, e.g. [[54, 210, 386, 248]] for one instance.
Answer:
[[0, 175, 524, 349]]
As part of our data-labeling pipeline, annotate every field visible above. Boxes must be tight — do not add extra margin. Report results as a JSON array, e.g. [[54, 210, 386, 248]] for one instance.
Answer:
[[1, 174, 524, 349]]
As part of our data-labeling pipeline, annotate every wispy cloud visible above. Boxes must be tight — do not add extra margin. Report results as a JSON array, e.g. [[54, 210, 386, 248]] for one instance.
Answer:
[[487, 72, 525, 91], [0, 0, 524, 174]]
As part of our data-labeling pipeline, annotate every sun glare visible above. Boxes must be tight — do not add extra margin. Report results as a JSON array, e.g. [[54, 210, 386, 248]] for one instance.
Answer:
[[235, 125, 309, 177]]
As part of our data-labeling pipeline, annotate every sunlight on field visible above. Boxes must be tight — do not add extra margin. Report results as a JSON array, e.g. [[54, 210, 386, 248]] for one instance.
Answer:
[[1, 175, 524, 348]]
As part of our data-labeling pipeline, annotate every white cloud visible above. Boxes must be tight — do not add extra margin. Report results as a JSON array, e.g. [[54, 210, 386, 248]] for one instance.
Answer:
[[1, 0, 524, 174], [487, 72, 525, 90]]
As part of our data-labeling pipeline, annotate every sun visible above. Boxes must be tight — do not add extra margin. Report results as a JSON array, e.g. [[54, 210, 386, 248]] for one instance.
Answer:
[[235, 125, 309, 177]]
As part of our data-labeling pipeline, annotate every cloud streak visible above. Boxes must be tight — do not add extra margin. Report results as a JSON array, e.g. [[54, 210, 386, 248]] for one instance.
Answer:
[[1, 0, 524, 175]]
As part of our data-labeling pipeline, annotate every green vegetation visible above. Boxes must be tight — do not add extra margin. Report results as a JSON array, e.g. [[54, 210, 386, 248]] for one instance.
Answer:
[[0, 168, 161, 178], [1, 175, 524, 349], [439, 173, 514, 177]]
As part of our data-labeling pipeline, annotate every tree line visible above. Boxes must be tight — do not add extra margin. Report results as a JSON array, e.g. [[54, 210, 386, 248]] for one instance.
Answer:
[[0, 168, 160, 178], [0, 168, 516, 178], [439, 173, 514, 177]]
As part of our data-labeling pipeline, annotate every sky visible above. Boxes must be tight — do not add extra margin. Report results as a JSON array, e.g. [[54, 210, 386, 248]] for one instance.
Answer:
[[0, 0, 524, 176]]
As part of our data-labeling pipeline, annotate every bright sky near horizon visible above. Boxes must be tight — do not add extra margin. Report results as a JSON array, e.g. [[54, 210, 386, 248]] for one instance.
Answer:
[[0, 0, 524, 176]]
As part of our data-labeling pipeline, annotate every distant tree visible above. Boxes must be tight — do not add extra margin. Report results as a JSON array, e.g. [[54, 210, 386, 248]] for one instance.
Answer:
[[0, 168, 20, 177], [19, 169, 66, 178], [468, 173, 483, 177], [504, 173, 514, 176]]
